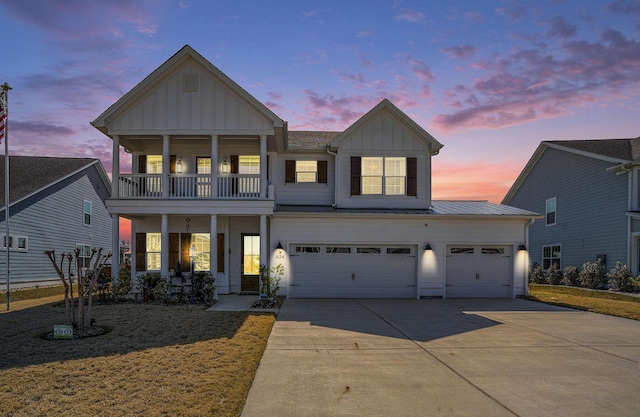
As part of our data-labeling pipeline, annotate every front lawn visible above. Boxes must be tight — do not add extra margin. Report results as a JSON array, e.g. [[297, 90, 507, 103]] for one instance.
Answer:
[[0, 295, 275, 417], [527, 284, 640, 320]]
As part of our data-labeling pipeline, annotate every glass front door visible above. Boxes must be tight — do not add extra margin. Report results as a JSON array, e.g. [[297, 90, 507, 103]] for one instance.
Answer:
[[241, 234, 260, 293]]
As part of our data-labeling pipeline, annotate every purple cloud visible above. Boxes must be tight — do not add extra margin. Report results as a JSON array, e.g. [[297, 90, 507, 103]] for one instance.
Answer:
[[545, 16, 577, 39], [395, 9, 425, 23], [607, 0, 640, 14], [434, 28, 640, 131], [10, 120, 75, 137], [495, 4, 526, 22], [442, 45, 477, 59]]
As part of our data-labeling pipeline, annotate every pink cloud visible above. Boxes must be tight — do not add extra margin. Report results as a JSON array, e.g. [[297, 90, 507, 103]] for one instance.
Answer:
[[433, 28, 640, 131], [395, 9, 425, 23]]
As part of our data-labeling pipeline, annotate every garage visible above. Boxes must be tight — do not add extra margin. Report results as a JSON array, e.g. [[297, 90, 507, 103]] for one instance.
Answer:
[[445, 245, 513, 298], [288, 244, 417, 298]]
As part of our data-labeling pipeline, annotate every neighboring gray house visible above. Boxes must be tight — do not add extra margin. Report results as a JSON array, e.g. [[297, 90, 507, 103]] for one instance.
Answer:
[[503, 138, 639, 274], [0, 156, 112, 288]]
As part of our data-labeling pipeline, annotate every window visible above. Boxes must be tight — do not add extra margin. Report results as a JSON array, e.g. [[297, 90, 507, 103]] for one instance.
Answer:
[[197, 157, 212, 174], [83, 200, 92, 226], [361, 157, 406, 195], [543, 245, 561, 269], [2, 235, 28, 252], [239, 155, 260, 174], [326, 247, 351, 254], [387, 247, 411, 254], [546, 197, 556, 226], [482, 248, 505, 255], [295, 246, 320, 253], [451, 247, 474, 254], [76, 244, 91, 268], [196, 157, 212, 197], [192, 233, 210, 272], [146, 233, 161, 271], [357, 247, 381, 254], [296, 161, 317, 182], [146, 155, 163, 174]]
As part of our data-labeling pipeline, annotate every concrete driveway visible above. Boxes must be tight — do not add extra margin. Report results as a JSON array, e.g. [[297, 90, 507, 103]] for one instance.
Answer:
[[241, 298, 640, 417]]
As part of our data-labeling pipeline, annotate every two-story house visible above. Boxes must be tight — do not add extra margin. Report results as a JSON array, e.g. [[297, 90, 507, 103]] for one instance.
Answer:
[[503, 138, 640, 275], [0, 156, 112, 289], [92, 45, 539, 299]]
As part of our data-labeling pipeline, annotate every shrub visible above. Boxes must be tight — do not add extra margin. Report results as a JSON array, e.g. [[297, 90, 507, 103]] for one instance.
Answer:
[[112, 266, 133, 301], [579, 261, 606, 289], [529, 263, 544, 284], [259, 264, 283, 298], [561, 265, 580, 287], [136, 272, 170, 302], [544, 263, 563, 285], [606, 262, 635, 293], [193, 271, 216, 305]]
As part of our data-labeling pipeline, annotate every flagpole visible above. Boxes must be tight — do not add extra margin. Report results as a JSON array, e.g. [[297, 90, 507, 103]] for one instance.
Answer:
[[2, 82, 11, 311]]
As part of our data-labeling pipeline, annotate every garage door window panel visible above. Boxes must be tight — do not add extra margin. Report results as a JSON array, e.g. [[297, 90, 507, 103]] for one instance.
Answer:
[[451, 247, 474, 254], [357, 247, 381, 254], [387, 247, 411, 254], [327, 247, 351, 254], [296, 246, 320, 253], [482, 248, 505, 255]]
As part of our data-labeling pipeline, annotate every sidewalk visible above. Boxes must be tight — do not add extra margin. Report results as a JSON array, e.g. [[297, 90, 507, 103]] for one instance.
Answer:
[[206, 294, 280, 313]]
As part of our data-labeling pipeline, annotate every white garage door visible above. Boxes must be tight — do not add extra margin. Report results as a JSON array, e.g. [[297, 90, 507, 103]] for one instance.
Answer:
[[289, 244, 416, 298], [445, 245, 513, 298]]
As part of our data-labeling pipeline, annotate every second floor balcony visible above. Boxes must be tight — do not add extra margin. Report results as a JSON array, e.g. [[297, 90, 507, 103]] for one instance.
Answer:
[[117, 174, 265, 199]]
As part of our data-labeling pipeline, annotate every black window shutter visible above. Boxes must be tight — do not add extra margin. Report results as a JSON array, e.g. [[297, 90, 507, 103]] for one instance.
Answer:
[[230, 155, 239, 174], [407, 157, 417, 196], [350, 156, 361, 196], [138, 155, 147, 174], [135, 233, 146, 272], [318, 160, 328, 184], [285, 160, 296, 183]]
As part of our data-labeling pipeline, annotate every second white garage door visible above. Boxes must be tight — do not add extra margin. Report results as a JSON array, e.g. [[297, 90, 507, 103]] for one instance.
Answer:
[[289, 244, 417, 298], [445, 245, 513, 298]]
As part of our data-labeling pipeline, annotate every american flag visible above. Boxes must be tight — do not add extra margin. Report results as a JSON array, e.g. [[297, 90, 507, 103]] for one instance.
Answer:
[[0, 90, 6, 144]]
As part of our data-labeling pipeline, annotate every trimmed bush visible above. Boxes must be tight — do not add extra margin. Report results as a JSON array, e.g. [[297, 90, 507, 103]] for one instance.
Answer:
[[193, 271, 216, 305], [579, 261, 606, 289], [561, 265, 580, 287], [607, 262, 635, 293], [544, 263, 563, 285], [529, 263, 544, 284], [136, 272, 170, 302]]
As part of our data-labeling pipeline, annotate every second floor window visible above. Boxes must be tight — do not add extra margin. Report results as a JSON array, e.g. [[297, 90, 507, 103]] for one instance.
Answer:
[[361, 157, 406, 195], [546, 197, 556, 226], [285, 160, 328, 184], [146, 155, 163, 174], [296, 161, 317, 182], [83, 200, 92, 225]]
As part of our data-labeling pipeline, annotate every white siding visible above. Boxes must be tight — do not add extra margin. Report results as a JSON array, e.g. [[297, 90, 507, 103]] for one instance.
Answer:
[[270, 215, 529, 298], [272, 153, 334, 206], [110, 58, 273, 134]]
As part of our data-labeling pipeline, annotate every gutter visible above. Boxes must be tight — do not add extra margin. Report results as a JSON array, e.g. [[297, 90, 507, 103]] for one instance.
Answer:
[[326, 145, 339, 205]]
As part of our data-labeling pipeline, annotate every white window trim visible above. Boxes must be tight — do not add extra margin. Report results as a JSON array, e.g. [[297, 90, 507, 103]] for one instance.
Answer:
[[361, 156, 407, 196], [2, 234, 28, 252], [542, 244, 562, 270], [295, 160, 318, 183], [546, 197, 556, 226]]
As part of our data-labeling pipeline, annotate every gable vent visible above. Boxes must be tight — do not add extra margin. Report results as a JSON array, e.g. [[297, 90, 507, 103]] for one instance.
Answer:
[[182, 73, 199, 92]]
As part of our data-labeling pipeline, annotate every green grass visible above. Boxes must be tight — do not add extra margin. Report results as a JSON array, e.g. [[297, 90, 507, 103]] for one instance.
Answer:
[[0, 295, 275, 417], [0, 284, 66, 302], [527, 284, 640, 320]]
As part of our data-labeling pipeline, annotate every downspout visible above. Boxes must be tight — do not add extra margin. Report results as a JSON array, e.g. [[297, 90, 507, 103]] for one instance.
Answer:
[[326, 145, 338, 207], [524, 218, 535, 296]]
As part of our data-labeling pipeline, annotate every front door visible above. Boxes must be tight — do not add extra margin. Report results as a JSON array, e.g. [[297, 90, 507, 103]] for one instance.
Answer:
[[241, 234, 260, 293]]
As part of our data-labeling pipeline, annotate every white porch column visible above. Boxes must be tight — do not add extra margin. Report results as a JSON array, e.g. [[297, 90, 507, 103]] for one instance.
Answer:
[[260, 135, 267, 198], [162, 135, 170, 198], [211, 135, 218, 198], [112, 135, 120, 199], [210, 215, 218, 299], [111, 215, 120, 283], [161, 214, 169, 277], [260, 214, 268, 269]]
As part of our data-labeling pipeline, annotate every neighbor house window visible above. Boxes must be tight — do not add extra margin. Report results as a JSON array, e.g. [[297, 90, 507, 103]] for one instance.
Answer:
[[146, 233, 161, 271], [546, 197, 556, 226], [356, 157, 409, 195], [285, 160, 328, 184], [76, 244, 91, 268], [543, 245, 561, 269], [192, 233, 211, 272], [2, 235, 28, 252], [83, 200, 92, 226]]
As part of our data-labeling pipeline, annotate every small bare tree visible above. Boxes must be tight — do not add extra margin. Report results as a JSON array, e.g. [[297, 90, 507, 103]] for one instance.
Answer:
[[45, 248, 112, 332]]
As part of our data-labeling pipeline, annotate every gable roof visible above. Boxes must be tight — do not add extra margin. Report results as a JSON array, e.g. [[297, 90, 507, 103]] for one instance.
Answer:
[[0, 156, 110, 206], [502, 137, 640, 204], [329, 99, 444, 155], [91, 44, 285, 136]]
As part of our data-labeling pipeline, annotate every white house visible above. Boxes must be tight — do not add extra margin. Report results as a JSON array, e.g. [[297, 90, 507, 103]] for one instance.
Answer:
[[92, 45, 539, 299]]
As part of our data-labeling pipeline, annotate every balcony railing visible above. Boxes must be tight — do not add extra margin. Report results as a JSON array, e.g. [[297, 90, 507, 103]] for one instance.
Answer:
[[118, 174, 263, 199]]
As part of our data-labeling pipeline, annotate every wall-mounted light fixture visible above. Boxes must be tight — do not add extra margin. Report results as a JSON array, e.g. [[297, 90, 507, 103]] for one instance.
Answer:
[[276, 241, 284, 250], [518, 243, 527, 251], [176, 157, 183, 174], [424, 243, 432, 251], [222, 156, 229, 174]]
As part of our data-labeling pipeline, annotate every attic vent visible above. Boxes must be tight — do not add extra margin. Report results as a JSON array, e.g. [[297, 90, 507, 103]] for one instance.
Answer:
[[182, 73, 198, 92]]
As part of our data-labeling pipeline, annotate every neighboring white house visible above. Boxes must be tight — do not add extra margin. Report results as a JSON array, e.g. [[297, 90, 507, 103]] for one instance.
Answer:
[[92, 45, 539, 299], [0, 156, 112, 288]]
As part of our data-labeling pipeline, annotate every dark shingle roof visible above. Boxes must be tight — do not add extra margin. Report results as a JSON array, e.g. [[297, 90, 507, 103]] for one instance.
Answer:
[[0, 156, 98, 204], [546, 138, 640, 161], [287, 131, 341, 149]]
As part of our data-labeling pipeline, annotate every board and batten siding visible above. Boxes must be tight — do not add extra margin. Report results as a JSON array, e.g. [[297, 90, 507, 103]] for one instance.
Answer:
[[110, 59, 273, 134], [0, 166, 112, 286], [508, 147, 628, 270], [272, 153, 334, 206], [333, 110, 432, 209], [270, 215, 529, 298]]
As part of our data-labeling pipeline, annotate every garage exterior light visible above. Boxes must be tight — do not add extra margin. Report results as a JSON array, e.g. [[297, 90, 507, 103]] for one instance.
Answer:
[[424, 243, 432, 251]]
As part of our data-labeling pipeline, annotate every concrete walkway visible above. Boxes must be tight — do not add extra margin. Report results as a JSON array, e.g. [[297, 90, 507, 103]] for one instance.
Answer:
[[241, 298, 640, 417], [206, 294, 280, 312]]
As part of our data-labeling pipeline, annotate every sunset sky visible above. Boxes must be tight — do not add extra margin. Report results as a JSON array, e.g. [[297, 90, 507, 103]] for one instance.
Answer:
[[1, 0, 639, 242]]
